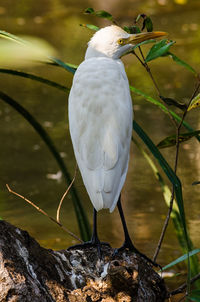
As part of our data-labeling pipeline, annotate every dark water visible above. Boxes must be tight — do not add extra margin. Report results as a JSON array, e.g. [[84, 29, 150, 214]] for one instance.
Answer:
[[0, 0, 200, 291]]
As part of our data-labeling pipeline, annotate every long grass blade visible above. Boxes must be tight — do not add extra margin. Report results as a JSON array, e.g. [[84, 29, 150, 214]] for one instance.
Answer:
[[0, 68, 69, 92], [133, 121, 189, 248], [49, 57, 77, 74], [162, 249, 200, 271], [0, 91, 91, 241], [0, 30, 28, 45], [133, 138, 199, 279]]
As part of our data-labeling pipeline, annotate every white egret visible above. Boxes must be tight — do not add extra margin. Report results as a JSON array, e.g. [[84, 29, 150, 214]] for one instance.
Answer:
[[68, 25, 166, 262]]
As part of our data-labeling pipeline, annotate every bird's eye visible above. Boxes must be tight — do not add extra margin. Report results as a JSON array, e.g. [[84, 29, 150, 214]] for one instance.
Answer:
[[117, 39, 125, 45]]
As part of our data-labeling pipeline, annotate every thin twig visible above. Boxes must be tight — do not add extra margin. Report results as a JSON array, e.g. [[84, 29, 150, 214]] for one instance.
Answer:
[[6, 184, 83, 243], [133, 44, 200, 262], [177, 294, 187, 302], [153, 187, 176, 261], [133, 47, 177, 127], [170, 273, 200, 296], [153, 81, 200, 261], [138, 46, 161, 96], [57, 163, 78, 223]]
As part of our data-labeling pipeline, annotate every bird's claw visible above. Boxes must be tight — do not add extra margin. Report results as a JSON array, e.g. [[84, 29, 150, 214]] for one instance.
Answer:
[[113, 240, 161, 269], [67, 240, 110, 259]]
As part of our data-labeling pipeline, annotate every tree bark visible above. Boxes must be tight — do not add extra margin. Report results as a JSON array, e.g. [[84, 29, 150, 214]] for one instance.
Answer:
[[0, 220, 168, 301]]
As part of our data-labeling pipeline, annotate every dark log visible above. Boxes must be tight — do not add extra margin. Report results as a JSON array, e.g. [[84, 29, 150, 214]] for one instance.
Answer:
[[0, 220, 168, 301]]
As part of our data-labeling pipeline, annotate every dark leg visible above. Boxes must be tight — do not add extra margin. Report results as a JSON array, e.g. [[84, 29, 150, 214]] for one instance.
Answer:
[[68, 208, 110, 257], [114, 196, 160, 268], [117, 196, 136, 251], [90, 208, 100, 245]]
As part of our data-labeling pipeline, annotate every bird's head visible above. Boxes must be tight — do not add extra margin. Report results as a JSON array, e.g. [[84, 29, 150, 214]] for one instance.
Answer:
[[85, 25, 167, 60]]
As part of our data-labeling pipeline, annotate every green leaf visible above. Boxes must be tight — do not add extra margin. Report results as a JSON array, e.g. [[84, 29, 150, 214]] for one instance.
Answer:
[[161, 249, 200, 271], [135, 14, 153, 32], [157, 130, 200, 149], [145, 39, 175, 62], [159, 95, 187, 111], [0, 34, 56, 67], [143, 17, 153, 32], [95, 10, 113, 20], [130, 86, 200, 142], [84, 7, 95, 14], [80, 23, 99, 31], [0, 68, 69, 92], [167, 52, 197, 75], [188, 93, 200, 111], [123, 25, 141, 34], [0, 91, 91, 242], [84, 8, 113, 21]]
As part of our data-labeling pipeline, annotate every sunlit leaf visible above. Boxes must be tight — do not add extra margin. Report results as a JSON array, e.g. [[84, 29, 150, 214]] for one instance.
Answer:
[[157, 130, 200, 149], [159, 95, 187, 111], [145, 39, 175, 62], [0, 30, 28, 45], [175, 0, 188, 4], [161, 249, 200, 271], [80, 23, 99, 31], [135, 13, 146, 23], [0, 35, 56, 67], [167, 52, 197, 74], [188, 93, 200, 111], [123, 25, 141, 34]]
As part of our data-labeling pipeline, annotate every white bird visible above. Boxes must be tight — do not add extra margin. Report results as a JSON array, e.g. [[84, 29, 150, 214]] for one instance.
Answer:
[[68, 25, 166, 261]]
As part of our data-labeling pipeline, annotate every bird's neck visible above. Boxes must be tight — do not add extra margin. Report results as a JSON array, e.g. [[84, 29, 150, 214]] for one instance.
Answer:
[[85, 46, 119, 60]]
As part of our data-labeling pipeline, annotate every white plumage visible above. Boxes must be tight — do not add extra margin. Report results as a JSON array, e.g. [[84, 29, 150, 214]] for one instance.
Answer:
[[68, 25, 166, 213]]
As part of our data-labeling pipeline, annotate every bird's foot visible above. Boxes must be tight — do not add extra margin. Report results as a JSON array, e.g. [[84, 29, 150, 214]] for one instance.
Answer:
[[67, 237, 110, 259], [113, 239, 161, 269]]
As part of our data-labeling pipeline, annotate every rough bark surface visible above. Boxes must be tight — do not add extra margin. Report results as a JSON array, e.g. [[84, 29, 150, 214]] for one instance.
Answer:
[[0, 220, 168, 301]]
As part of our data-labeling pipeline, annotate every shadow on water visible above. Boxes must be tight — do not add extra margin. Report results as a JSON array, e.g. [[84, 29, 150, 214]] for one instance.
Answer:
[[0, 0, 200, 291]]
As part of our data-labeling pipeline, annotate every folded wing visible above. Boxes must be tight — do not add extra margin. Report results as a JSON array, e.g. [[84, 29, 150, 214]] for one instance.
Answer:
[[68, 57, 133, 212]]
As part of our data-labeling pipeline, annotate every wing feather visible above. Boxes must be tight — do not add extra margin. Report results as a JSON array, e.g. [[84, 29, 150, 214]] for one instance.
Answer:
[[68, 57, 132, 212]]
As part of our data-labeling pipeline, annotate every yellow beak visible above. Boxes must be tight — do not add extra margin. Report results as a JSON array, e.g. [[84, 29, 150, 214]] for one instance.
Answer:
[[127, 31, 167, 44]]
